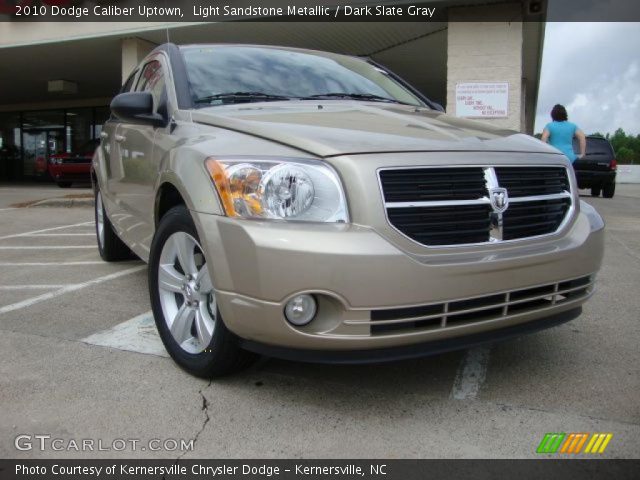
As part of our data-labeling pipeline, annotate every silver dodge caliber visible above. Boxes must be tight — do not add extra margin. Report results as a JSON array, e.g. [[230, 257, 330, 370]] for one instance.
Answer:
[[93, 43, 605, 377]]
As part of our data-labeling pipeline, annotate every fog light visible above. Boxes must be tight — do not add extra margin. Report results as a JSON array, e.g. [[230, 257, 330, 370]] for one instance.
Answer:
[[284, 294, 317, 326]]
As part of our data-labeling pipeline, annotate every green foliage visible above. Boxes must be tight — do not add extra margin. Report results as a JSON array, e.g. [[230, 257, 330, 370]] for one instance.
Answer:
[[603, 128, 640, 164], [617, 146, 635, 163]]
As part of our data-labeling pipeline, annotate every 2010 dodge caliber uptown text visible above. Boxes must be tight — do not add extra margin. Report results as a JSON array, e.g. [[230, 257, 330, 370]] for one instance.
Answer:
[[92, 44, 604, 377]]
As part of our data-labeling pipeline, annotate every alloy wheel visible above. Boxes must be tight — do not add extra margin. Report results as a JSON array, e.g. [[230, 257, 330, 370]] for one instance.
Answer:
[[157, 231, 216, 354]]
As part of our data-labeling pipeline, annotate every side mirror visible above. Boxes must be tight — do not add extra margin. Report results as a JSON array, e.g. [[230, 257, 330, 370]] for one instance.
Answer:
[[110, 92, 166, 127]]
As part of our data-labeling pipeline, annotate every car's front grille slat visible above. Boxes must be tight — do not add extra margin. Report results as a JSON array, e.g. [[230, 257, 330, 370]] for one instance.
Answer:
[[502, 198, 571, 240], [60, 157, 92, 164], [495, 167, 570, 196], [367, 276, 593, 335], [379, 166, 572, 247], [379, 168, 487, 202]]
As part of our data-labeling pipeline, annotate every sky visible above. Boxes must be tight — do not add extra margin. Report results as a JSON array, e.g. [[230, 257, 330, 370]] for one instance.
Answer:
[[534, 22, 640, 136]]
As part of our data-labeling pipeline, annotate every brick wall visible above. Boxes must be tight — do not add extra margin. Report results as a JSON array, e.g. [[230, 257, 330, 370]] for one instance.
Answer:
[[446, 4, 524, 131]]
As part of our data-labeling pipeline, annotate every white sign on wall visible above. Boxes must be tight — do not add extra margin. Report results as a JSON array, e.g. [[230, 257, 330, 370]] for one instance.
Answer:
[[455, 82, 509, 118]]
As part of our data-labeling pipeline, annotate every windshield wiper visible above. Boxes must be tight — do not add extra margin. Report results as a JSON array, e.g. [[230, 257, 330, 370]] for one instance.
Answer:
[[301, 93, 405, 104], [194, 92, 292, 105]]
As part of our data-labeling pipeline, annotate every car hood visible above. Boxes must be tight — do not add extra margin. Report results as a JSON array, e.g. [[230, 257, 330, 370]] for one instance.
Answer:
[[191, 102, 559, 157]]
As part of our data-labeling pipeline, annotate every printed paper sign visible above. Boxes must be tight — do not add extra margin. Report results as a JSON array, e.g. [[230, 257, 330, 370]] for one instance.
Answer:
[[455, 82, 509, 118]]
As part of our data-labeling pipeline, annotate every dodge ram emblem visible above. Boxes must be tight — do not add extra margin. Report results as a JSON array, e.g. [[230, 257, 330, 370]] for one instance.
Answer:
[[489, 187, 509, 213]]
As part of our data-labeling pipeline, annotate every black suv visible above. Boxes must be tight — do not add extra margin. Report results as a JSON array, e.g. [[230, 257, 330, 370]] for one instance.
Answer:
[[573, 136, 617, 198]]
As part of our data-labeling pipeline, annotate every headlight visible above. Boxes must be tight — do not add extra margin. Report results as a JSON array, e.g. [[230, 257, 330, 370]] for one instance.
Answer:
[[205, 157, 348, 222]]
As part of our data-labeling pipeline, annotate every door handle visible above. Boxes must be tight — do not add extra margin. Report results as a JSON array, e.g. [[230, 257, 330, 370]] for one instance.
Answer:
[[114, 134, 126, 143], [100, 132, 109, 139]]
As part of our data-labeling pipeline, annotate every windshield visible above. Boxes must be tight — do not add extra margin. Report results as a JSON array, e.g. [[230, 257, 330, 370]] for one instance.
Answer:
[[181, 46, 425, 107]]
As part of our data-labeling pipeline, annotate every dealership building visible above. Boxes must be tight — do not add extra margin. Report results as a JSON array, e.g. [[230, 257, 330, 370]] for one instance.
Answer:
[[0, 0, 546, 182]]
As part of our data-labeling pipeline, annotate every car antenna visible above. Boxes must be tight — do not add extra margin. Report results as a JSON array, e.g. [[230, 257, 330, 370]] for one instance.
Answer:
[[164, 3, 178, 133], [165, 0, 171, 44]]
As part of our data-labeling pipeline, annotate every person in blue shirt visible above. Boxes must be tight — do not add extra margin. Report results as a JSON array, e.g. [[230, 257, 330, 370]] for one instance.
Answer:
[[541, 104, 586, 164]]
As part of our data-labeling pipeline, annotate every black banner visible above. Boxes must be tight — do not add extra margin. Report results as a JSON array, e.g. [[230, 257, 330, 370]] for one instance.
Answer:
[[1, 460, 640, 480], [1, 0, 640, 22]]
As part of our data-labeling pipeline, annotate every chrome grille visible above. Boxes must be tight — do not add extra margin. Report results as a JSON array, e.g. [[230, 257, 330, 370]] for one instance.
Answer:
[[379, 166, 573, 247], [368, 276, 593, 335]]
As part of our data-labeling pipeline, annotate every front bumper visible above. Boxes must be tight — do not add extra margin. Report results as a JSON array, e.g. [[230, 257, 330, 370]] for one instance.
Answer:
[[192, 207, 604, 353], [240, 307, 582, 364], [48, 164, 91, 182]]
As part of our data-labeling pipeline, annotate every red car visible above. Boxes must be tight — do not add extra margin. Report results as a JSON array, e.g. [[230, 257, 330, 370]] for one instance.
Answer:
[[48, 139, 98, 188]]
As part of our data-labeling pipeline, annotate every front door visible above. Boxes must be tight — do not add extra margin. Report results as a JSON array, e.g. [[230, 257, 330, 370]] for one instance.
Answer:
[[111, 56, 167, 258]]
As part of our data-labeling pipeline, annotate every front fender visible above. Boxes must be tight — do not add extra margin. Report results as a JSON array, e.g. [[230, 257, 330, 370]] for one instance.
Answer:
[[153, 146, 225, 227]]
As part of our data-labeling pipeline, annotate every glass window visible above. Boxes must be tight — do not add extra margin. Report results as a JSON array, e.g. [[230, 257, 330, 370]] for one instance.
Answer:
[[587, 138, 614, 156], [0, 106, 109, 180], [22, 110, 64, 130], [121, 70, 138, 93], [0, 112, 21, 181], [93, 106, 111, 139], [573, 138, 614, 156], [22, 110, 65, 177], [65, 108, 92, 153], [136, 59, 165, 112], [182, 46, 424, 107]]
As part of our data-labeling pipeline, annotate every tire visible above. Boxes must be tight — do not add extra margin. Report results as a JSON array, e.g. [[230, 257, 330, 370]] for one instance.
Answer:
[[149, 205, 256, 377], [57, 182, 72, 188], [591, 186, 601, 197], [95, 187, 132, 261], [603, 182, 616, 198]]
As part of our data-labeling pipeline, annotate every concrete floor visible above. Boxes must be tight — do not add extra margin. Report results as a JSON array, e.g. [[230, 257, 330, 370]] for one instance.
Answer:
[[0, 184, 638, 459], [0, 183, 91, 208]]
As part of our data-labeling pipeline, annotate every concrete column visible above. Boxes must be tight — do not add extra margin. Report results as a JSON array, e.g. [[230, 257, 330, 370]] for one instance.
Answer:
[[121, 37, 156, 83], [446, 4, 524, 131]]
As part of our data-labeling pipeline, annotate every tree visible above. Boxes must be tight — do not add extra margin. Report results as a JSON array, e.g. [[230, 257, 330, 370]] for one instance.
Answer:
[[617, 146, 634, 164]]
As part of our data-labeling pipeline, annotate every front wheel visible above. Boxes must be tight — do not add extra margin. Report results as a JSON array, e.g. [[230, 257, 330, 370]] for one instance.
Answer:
[[149, 205, 256, 377]]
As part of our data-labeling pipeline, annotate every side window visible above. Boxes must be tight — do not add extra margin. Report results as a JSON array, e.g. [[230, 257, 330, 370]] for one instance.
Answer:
[[135, 60, 166, 114], [121, 70, 137, 93]]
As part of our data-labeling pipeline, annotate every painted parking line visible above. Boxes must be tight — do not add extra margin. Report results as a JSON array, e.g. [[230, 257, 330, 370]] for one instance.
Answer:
[[451, 346, 491, 400], [0, 285, 72, 290], [0, 261, 108, 266], [26, 233, 95, 237], [0, 208, 18, 212], [0, 245, 95, 250], [81, 311, 168, 357], [0, 221, 93, 241], [0, 265, 145, 315]]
